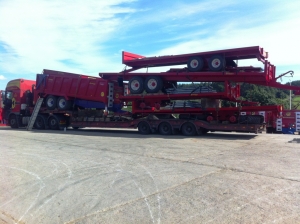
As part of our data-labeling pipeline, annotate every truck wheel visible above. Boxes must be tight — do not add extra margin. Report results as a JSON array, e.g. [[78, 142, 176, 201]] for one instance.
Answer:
[[46, 95, 57, 110], [158, 122, 172, 135], [144, 76, 163, 93], [34, 115, 46, 130], [138, 121, 151, 134], [9, 114, 18, 129], [57, 96, 72, 110], [48, 116, 59, 130], [181, 122, 196, 136], [201, 128, 208, 135], [208, 55, 225, 71], [187, 56, 204, 72], [129, 76, 144, 94]]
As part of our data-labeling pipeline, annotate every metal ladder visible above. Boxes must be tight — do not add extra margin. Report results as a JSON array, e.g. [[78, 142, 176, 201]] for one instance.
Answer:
[[27, 98, 44, 131]]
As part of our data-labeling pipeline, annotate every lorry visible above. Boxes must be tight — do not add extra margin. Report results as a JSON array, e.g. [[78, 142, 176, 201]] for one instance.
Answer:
[[1, 46, 300, 135]]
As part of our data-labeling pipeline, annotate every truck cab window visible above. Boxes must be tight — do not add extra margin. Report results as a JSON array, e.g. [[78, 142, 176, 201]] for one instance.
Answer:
[[6, 92, 13, 100]]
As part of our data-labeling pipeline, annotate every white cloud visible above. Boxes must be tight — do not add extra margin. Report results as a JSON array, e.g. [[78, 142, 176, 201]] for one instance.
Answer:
[[0, 75, 6, 80], [0, 0, 136, 76], [149, 2, 300, 81], [0, 0, 300, 89]]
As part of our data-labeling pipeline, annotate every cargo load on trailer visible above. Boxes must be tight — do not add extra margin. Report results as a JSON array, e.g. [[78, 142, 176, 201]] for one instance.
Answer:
[[2, 46, 300, 135]]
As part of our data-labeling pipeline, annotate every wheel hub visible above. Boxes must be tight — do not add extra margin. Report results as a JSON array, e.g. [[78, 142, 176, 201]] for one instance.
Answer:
[[212, 59, 220, 68], [131, 80, 140, 90], [190, 59, 198, 68], [147, 79, 157, 90]]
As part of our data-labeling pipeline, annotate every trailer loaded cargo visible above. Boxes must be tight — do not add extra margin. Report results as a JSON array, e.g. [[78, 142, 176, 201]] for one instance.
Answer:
[[1, 46, 300, 135]]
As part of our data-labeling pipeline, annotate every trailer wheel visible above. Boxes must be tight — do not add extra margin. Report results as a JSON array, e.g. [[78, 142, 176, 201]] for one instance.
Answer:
[[34, 115, 46, 129], [208, 55, 225, 71], [158, 122, 172, 135], [57, 96, 72, 110], [187, 56, 204, 72], [48, 116, 59, 130], [46, 95, 57, 110], [138, 121, 151, 134], [181, 122, 196, 136], [129, 76, 144, 94], [144, 76, 163, 93], [9, 114, 18, 129]]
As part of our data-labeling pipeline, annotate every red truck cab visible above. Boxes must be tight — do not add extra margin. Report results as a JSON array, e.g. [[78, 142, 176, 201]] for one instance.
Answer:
[[2, 79, 36, 127]]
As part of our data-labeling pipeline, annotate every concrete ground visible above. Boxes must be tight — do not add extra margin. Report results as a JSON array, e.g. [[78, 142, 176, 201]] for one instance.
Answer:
[[0, 126, 300, 224]]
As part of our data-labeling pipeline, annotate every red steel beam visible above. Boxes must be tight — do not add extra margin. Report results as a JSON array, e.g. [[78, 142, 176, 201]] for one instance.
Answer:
[[131, 105, 282, 115]]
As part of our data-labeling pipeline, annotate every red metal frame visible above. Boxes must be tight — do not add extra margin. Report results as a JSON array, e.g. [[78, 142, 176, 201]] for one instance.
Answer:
[[101, 61, 300, 95], [122, 46, 268, 69]]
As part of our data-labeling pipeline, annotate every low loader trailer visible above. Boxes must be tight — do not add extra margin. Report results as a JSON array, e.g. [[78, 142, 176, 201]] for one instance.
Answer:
[[2, 46, 300, 135]]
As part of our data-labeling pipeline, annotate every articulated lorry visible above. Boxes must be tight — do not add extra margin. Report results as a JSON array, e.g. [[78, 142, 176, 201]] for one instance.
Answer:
[[1, 46, 299, 135]]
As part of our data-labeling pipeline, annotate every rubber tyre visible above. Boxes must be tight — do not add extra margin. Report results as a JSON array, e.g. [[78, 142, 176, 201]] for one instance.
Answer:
[[48, 116, 59, 130], [202, 128, 208, 135], [187, 56, 204, 72], [46, 95, 57, 110], [57, 96, 72, 111], [34, 115, 46, 130], [158, 122, 172, 135], [208, 55, 225, 71], [144, 76, 163, 93], [129, 76, 144, 94], [138, 121, 151, 135], [9, 114, 18, 129], [181, 122, 196, 136]]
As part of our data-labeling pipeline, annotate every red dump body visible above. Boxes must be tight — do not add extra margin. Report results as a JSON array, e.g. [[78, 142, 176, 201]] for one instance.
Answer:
[[34, 69, 111, 104]]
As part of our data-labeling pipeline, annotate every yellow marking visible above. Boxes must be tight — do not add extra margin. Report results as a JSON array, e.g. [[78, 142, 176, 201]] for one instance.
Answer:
[[115, 93, 119, 98], [12, 98, 16, 109], [101, 92, 104, 97]]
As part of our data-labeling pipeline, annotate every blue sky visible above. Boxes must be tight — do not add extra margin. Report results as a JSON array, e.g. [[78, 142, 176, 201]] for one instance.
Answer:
[[0, 0, 300, 90]]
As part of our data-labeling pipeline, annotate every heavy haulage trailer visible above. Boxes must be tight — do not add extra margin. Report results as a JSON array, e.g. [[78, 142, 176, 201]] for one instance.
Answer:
[[1, 46, 300, 135]]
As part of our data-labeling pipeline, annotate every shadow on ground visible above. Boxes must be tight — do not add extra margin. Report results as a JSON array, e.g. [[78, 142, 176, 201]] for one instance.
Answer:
[[0, 126, 258, 140]]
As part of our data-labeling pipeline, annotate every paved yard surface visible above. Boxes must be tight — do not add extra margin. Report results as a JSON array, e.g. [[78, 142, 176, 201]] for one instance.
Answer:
[[0, 127, 300, 224]]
